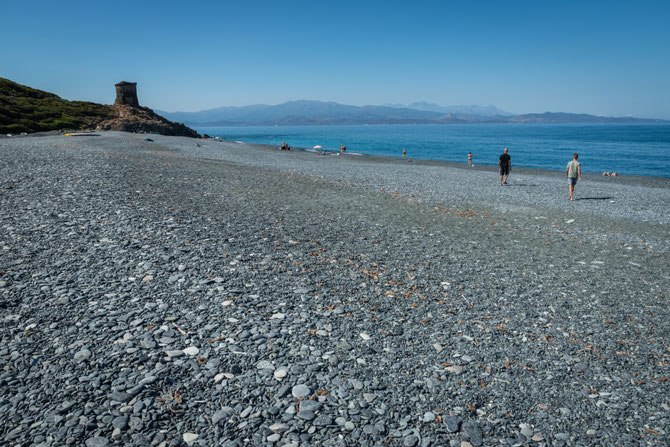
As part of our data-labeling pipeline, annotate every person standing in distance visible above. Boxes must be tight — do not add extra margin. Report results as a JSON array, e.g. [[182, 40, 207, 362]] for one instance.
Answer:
[[467, 152, 472, 166], [499, 148, 511, 186], [566, 153, 582, 200]]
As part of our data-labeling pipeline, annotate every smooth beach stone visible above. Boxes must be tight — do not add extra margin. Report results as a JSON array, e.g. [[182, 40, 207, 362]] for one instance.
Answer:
[[256, 360, 274, 370], [107, 391, 132, 403], [519, 424, 533, 438], [404, 435, 418, 447], [299, 400, 322, 412], [74, 349, 91, 362], [363, 424, 378, 435], [85, 437, 109, 447], [292, 384, 311, 399], [297, 410, 316, 421], [183, 346, 199, 356], [312, 415, 332, 426], [363, 393, 377, 403], [463, 421, 483, 446], [444, 416, 461, 433], [212, 407, 234, 424], [183, 432, 199, 444], [111, 416, 129, 430], [445, 365, 465, 375], [269, 423, 289, 432]]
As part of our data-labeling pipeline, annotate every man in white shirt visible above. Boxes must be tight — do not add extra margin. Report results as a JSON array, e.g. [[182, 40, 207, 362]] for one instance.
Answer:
[[566, 153, 582, 201]]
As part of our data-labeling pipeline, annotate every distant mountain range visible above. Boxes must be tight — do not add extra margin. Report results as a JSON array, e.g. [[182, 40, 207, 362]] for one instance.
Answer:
[[157, 100, 666, 126]]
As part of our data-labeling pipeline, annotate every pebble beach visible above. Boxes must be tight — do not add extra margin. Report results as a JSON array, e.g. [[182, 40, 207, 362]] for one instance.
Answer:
[[1, 132, 669, 446]]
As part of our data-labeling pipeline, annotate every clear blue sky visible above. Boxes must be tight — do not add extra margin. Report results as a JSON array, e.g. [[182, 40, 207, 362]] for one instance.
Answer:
[[2, 0, 669, 118]]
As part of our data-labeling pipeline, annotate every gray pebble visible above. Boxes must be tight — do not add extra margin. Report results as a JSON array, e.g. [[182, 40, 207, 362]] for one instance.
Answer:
[[404, 435, 419, 447], [313, 415, 332, 426], [299, 400, 322, 412], [85, 437, 109, 447], [423, 412, 436, 423], [212, 407, 234, 424], [292, 384, 311, 399], [74, 348, 91, 362], [444, 416, 461, 433], [297, 410, 316, 421]]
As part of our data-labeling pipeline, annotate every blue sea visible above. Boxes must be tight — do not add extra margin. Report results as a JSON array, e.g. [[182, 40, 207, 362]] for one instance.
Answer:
[[196, 124, 670, 178]]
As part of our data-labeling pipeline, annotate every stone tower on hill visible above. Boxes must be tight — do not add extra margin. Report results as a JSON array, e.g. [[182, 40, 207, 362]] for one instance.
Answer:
[[114, 81, 139, 107]]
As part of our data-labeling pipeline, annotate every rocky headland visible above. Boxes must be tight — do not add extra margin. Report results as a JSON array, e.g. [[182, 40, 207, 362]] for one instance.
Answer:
[[0, 78, 199, 138], [94, 104, 199, 138]]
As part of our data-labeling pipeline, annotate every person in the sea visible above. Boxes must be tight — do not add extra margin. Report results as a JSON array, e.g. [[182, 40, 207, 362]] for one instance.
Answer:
[[402, 149, 407, 159], [566, 153, 582, 201], [340, 144, 347, 153], [468, 152, 472, 166], [499, 148, 511, 186]]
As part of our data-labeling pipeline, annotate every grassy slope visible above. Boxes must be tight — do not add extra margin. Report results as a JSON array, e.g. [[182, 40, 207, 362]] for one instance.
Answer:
[[0, 78, 115, 133]]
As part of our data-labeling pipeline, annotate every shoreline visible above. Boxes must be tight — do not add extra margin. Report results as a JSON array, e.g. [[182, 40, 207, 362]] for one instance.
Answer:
[[230, 140, 670, 188], [5, 129, 670, 184], [194, 121, 670, 180]]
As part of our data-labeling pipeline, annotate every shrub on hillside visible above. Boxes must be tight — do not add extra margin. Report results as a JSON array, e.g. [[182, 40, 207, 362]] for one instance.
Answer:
[[0, 77, 115, 133]]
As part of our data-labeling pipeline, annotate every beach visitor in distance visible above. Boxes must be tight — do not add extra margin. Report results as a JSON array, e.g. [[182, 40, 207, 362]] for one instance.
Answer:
[[499, 148, 511, 186], [340, 144, 346, 153], [402, 149, 406, 159], [467, 152, 472, 166], [566, 153, 582, 200]]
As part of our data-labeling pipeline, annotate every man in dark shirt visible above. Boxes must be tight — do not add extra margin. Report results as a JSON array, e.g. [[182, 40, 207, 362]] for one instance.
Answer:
[[499, 148, 511, 186]]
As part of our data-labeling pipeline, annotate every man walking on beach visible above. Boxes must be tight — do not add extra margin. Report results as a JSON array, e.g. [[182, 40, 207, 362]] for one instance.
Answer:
[[499, 148, 511, 186], [566, 153, 582, 200]]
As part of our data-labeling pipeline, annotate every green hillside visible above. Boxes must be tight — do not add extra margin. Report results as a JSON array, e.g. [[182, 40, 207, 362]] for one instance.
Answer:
[[0, 78, 115, 133]]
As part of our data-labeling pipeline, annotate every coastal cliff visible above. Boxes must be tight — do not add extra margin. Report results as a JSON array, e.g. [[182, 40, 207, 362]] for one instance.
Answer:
[[94, 104, 200, 137], [0, 78, 199, 137]]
